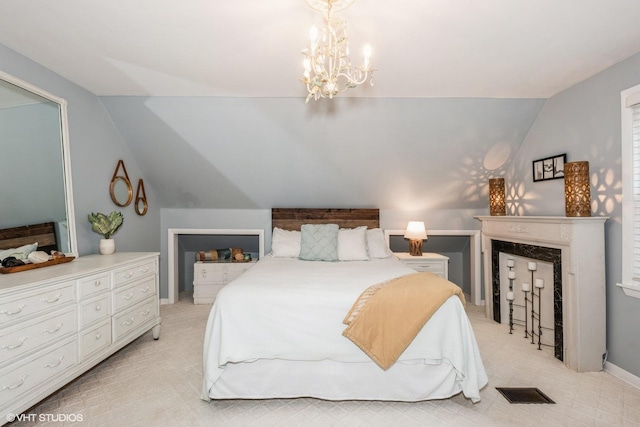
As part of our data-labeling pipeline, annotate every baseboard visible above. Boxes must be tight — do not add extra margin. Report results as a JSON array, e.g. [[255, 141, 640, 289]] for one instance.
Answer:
[[604, 361, 640, 389], [160, 298, 171, 305]]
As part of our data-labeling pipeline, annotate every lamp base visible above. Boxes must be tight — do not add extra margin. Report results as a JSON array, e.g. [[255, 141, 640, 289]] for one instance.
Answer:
[[409, 239, 423, 256]]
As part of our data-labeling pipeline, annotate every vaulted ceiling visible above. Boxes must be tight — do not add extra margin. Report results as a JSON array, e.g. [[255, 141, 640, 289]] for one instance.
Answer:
[[1, 0, 640, 99]]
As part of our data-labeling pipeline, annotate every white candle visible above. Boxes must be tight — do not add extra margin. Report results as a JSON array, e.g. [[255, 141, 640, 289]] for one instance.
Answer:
[[535, 278, 544, 288], [506, 291, 514, 301], [506, 259, 515, 267], [528, 261, 537, 271], [522, 282, 531, 292], [508, 271, 516, 279]]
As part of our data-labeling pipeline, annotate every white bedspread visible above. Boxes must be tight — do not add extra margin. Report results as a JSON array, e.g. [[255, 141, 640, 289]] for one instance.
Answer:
[[202, 254, 487, 402]]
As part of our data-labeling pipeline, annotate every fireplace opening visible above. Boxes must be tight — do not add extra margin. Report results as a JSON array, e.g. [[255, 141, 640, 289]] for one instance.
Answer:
[[491, 239, 563, 361]]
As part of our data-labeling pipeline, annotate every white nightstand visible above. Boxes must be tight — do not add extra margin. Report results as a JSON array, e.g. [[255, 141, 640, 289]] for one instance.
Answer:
[[193, 260, 256, 304], [395, 252, 449, 279]]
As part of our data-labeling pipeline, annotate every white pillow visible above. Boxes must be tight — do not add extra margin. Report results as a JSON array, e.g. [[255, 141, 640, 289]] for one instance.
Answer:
[[271, 227, 301, 258], [0, 242, 38, 262], [338, 226, 369, 261], [366, 228, 392, 258]]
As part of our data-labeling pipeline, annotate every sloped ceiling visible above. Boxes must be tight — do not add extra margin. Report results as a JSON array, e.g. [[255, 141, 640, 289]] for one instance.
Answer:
[[1, 1, 637, 212], [0, 0, 639, 98]]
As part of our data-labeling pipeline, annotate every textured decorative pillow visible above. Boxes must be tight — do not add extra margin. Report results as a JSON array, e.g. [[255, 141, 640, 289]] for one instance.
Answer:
[[366, 228, 392, 258], [338, 226, 369, 261], [299, 224, 339, 262], [271, 227, 301, 258], [0, 242, 38, 262]]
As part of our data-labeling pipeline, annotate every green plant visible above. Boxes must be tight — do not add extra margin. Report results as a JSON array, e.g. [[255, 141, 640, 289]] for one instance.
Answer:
[[88, 211, 124, 239]]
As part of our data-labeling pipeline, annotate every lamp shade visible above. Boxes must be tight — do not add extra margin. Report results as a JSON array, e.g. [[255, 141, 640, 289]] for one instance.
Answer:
[[404, 221, 427, 240], [564, 161, 591, 217], [404, 221, 427, 256], [489, 178, 506, 216]]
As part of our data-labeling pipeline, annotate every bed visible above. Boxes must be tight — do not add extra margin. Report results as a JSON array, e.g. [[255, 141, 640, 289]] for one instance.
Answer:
[[201, 209, 488, 403]]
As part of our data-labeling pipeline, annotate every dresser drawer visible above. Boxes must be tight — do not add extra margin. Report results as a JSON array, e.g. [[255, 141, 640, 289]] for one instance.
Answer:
[[79, 320, 111, 360], [112, 259, 156, 289], [0, 282, 75, 327], [0, 307, 76, 366], [77, 272, 111, 299], [112, 297, 158, 342], [78, 293, 111, 329], [112, 276, 156, 313], [0, 337, 77, 408]]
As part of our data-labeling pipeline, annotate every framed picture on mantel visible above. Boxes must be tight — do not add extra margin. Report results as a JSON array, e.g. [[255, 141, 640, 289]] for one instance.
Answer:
[[533, 153, 566, 182]]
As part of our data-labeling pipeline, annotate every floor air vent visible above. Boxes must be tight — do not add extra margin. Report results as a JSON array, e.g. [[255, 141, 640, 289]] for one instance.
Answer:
[[496, 387, 555, 404]]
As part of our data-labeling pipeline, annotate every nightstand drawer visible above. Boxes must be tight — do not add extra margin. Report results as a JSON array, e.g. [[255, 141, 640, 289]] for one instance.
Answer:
[[406, 262, 445, 275], [395, 253, 449, 280]]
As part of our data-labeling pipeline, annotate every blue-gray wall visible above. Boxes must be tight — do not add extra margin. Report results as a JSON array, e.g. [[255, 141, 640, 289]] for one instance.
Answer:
[[4, 38, 640, 380], [508, 52, 640, 377], [0, 43, 160, 255]]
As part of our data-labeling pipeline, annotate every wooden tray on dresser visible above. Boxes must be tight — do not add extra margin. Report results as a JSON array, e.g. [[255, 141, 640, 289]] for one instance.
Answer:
[[0, 256, 75, 274]]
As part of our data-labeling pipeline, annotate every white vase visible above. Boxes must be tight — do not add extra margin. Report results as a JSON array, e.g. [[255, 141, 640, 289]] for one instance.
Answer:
[[99, 238, 115, 255]]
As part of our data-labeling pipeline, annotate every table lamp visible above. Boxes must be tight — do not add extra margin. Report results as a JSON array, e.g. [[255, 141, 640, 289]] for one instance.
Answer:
[[404, 221, 427, 256]]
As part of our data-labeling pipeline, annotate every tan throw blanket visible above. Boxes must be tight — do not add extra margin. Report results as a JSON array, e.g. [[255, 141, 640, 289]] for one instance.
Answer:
[[342, 272, 466, 370]]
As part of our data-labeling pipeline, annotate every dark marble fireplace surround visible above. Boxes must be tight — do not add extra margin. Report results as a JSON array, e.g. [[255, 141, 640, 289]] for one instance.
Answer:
[[491, 239, 563, 361]]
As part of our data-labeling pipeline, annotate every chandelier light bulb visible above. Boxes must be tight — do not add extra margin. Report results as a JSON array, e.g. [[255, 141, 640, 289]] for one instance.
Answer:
[[363, 44, 372, 68], [309, 25, 319, 42]]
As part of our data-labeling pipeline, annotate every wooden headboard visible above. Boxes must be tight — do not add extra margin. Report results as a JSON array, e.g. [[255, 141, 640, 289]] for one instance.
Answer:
[[0, 222, 58, 252], [272, 208, 379, 230]]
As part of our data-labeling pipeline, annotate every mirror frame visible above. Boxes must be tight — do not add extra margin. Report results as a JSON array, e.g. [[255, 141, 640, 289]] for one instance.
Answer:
[[0, 70, 78, 256], [110, 160, 133, 207]]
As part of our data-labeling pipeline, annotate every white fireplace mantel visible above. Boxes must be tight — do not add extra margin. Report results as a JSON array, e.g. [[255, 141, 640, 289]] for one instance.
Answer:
[[476, 215, 608, 372]]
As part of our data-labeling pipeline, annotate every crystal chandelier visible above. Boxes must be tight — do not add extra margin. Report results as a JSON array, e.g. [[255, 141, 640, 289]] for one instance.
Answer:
[[301, 0, 374, 102]]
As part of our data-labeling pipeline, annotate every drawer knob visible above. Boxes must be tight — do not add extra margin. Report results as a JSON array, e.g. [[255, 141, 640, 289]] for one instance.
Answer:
[[140, 286, 150, 293], [95, 332, 102, 340], [44, 356, 64, 368], [0, 336, 28, 350], [123, 292, 134, 300], [141, 309, 151, 316], [43, 322, 63, 334], [123, 317, 135, 326], [2, 374, 28, 390], [201, 269, 207, 278], [95, 304, 102, 311], [94, 280, 102, 287], [123, 272, 135, 279], [139, 267, 150, 273], [41, 294, 62, 304], [0, 304, 26, 315]]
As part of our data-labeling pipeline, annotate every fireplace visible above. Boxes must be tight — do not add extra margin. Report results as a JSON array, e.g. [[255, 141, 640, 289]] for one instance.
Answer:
[[491, 240, 562, 360], [477, 216, 607, 372]]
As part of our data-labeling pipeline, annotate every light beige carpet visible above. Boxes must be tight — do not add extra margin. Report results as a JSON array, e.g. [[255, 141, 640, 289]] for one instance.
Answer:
[[10, 293, 640, 426]]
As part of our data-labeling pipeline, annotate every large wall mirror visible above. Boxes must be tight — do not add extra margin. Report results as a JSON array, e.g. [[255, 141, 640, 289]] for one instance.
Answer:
[[0, 70, 77, 255]]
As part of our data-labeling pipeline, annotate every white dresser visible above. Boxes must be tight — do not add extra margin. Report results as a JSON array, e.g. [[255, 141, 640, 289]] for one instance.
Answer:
[[0, 252, 160, 424], [193, 261, 256, 304], [395, 252, 449, 279]]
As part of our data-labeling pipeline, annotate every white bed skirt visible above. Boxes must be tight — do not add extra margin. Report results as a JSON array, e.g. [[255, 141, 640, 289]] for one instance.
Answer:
[[205, 358, 461, 402]]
